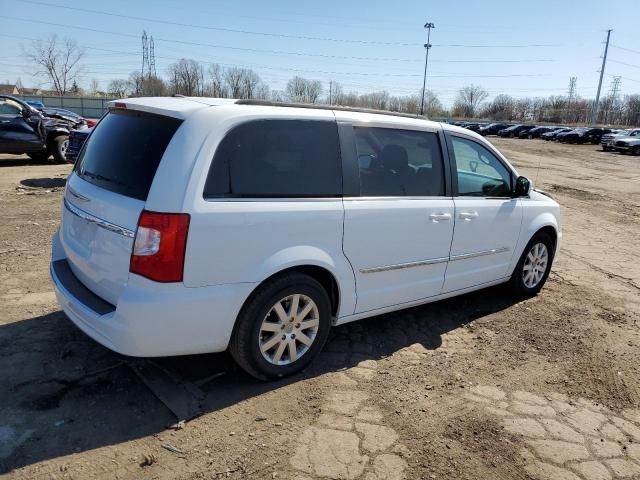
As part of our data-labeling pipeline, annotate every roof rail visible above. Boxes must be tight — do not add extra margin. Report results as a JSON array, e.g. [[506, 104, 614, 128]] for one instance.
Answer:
[[234, 99, 429, 120]]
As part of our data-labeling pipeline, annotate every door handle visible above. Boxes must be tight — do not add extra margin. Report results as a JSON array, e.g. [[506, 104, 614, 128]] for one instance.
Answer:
[[429, 213, 452, 222], [459, 211, 479, 220]]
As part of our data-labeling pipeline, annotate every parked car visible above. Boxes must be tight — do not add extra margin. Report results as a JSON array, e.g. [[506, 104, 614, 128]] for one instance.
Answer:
[[556, 128, 611, 144], [64, 126, 93, 163], [601, 129, 640, 151], [541, 127, 573, 141], [613, 136, 640, 155], [519, 126, 559, 139], [464, 123, 487, 133], [26, 100, 45, 109], [497, 125, 536, 138], [50, 97, 561, 380], [0, 95, 83, 162], [479, 123, 512, 136]]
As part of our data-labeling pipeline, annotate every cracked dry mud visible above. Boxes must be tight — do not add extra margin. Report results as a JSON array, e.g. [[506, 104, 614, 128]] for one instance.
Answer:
[[466, 385, 640, 480], [290, 361, 408, 480]]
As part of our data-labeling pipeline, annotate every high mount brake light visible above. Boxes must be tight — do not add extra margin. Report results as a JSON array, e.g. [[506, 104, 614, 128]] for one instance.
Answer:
[[130, 211, 190, 282]]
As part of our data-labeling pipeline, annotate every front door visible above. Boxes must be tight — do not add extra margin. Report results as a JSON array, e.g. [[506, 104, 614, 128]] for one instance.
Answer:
[[443, 134, 523, 293], [341, 125, 454, 314], [0, 98, 42, 154]]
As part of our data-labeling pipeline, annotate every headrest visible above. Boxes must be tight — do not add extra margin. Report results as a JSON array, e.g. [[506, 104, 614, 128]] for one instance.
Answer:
[[381, 144, 409, 172]]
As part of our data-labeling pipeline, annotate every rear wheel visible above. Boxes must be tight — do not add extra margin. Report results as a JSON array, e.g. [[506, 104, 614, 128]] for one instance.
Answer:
[[510, 232, 554, 297], [229, 273, 332, 380], [49, 135, 69, 163]]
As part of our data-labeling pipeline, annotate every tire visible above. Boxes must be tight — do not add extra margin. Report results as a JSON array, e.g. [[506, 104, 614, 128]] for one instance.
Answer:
[[510, 232, 555, 297], [49, 135, 69, 163], [27, 152, 50, 162], [602, 146, 610, 152], [229, 273, 332, 380], [633, 146, 640, 156]]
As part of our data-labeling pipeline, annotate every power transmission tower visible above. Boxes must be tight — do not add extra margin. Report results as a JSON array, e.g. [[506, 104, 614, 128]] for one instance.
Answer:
[[606, 76, 622, 124], [149, 36, 157, 78], [141, 30, 149, 78], [565, 76, 577, 123], [420, 22, 435, 116], [592, 29, 612, 124]]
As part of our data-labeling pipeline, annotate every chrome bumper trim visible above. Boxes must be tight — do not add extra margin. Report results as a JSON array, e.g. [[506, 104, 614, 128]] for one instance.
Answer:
[[64, 198, 135, 238]]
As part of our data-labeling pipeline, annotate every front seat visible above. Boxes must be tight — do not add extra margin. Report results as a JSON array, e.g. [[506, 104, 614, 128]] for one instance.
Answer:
[[381, 144, 414, 195]]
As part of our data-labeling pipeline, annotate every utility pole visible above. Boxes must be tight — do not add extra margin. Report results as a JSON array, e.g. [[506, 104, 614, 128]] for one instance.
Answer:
[[420, 22, 435, 116], [592, 29, 612, 124], [329, 80, 333, 105]]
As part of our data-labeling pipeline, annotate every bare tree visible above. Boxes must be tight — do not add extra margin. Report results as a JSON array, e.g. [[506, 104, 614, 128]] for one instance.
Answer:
[[107, 79, 130, 98], [89, 78, 100, 95], [422, 90, 443, 117], [25, 35, 85, 96], [167, 59, 203, 96], [207, 64, 227, 97], [224, 67, 245, 98], [453, 85, 488, 118], [286, 76, 323, 103], [128, 71, 167, 97]]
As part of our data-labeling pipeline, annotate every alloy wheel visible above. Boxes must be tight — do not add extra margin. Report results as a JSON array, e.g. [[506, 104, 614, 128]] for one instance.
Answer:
[[522, 243, 549, 288], [258, 294, 319, 365]]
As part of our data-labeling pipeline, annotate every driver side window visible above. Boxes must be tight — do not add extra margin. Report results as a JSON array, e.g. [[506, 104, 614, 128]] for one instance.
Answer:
[[450, 136, 512, 197], [0, 99, 22, 116]]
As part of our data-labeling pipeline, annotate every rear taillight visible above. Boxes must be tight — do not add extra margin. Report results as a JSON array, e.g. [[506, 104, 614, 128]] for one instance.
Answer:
[[130, 211, 190, 282]]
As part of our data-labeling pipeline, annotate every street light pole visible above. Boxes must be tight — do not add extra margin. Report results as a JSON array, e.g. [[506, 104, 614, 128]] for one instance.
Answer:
[[420, 22, 435, 116]]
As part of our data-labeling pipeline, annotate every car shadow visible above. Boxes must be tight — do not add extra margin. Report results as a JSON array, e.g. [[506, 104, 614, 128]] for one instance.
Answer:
[[0, 156, 54, 167], [19, 177, 67, 189], [0, 285, 521, 473]]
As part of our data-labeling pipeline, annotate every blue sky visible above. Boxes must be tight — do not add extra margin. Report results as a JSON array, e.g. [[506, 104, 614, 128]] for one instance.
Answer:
[[1, 0, 639, 106]]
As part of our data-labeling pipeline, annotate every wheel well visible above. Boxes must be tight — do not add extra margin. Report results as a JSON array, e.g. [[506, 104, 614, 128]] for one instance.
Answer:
[[257, 266, 340, 317], [536, 226, 558, 252]]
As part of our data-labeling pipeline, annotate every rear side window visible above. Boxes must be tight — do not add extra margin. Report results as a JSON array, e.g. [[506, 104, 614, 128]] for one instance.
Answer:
[[204, 120, 342, 198], [75, 110, 182, 201], [354, 127, 445, 197]]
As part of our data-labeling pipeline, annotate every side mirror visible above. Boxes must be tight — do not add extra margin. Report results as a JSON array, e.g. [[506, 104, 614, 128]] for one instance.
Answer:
[[22, 108, 31, 119], [514, 176, 532, 197]]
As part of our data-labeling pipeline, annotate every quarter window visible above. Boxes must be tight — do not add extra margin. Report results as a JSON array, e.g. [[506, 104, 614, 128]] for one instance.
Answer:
[[450, 136, 512, 197], [204, 120, 342, 198], [354, 127, 445, 197]]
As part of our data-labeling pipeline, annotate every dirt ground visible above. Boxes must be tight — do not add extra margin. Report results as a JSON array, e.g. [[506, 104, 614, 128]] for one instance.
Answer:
[[1, 138, 639, 480]]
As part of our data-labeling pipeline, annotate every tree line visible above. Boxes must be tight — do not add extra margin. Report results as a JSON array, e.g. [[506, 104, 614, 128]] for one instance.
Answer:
[[24, 35, 640, 126]]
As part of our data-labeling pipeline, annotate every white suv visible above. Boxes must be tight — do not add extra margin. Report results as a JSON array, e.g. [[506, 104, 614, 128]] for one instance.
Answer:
[[50, 97, 561, 380]]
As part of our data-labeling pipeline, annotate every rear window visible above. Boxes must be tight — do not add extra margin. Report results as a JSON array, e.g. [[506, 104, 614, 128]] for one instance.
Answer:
[[74, 110, 182, 201], [204, 119, 342, 198]]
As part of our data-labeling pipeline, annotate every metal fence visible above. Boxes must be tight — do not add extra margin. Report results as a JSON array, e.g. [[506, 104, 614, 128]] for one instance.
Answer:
[[15, 95, 116, 119]]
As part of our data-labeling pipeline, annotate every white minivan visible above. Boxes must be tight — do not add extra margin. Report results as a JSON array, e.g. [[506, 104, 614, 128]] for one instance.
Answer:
[[50, 97, 561, 380]]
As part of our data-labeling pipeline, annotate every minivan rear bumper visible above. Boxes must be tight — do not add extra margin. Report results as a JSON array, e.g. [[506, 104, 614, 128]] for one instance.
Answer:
[[50, 231, 256, 357]]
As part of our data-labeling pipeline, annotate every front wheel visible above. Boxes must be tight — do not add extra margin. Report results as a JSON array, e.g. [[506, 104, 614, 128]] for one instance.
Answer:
[[510, 233, 554, 297], [49, 135, 69, 163], [229, 273, 332, 380]]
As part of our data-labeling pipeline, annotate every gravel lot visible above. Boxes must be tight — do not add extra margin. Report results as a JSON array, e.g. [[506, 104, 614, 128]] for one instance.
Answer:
[[1, 138, 639, 480]]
